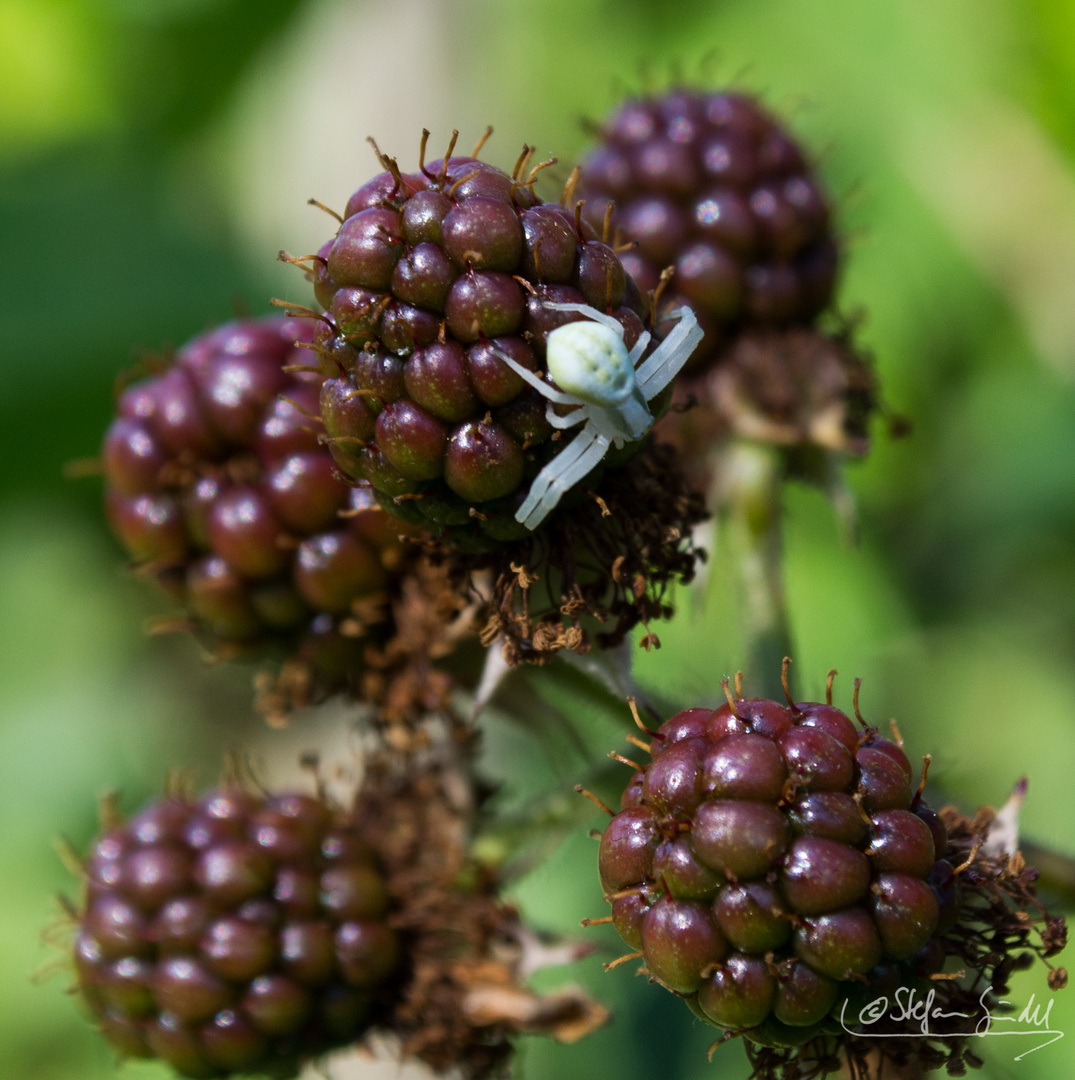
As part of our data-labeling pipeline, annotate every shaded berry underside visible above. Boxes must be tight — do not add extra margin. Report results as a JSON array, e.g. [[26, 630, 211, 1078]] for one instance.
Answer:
[[459, 438, 706, 664], [657, 325, 880, 497]]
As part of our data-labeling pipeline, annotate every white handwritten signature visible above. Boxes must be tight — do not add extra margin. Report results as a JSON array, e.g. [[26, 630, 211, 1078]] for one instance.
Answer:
[[837, 986, 1063, 1061]]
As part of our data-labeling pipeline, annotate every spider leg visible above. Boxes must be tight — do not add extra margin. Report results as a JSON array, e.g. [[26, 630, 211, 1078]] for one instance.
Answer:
[[543, 302, 625, 337], [635, 306, 704, 398], [545, 403, 588, 429], [516, 428, 612, 529], [490, 346, 580, 406], [628, 330, 652, 367]]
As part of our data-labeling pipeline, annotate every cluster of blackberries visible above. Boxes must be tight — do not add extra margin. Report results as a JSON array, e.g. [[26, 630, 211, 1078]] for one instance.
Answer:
[[76, 76, 1065, 1080], [579, 90, 837, 370], [102, 315, 418, 686], [599, 689, 951, 1047], [74, 788, 399, 1078]]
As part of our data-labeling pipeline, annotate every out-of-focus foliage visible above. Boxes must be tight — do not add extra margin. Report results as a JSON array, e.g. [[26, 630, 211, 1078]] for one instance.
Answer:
[[0, 0, 304, 503], [3, 1, 1075, 1078]]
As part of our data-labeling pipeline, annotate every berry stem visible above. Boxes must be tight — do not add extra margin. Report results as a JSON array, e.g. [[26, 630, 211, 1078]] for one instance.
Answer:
[[1020, 838, 1075, 909], [467, 761, 626, 884], [715, 441, 794, 701]]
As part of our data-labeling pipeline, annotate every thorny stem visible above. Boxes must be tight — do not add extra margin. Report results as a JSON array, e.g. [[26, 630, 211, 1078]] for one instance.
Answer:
[[714, 441, 794, 701]]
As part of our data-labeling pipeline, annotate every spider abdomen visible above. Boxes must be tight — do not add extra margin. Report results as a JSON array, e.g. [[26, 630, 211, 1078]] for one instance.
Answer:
[[546, 322, 635, 406]]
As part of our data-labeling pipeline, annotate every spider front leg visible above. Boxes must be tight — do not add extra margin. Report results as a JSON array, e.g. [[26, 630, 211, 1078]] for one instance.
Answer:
[[635, 306, 703, 397], [628, 330, 652, 367], [543, 302, 626, 337], [516, 427, 612, 529]]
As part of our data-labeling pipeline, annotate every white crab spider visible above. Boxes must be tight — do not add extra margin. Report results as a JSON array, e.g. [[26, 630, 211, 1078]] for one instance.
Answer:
[[492, 301, 703, 530]]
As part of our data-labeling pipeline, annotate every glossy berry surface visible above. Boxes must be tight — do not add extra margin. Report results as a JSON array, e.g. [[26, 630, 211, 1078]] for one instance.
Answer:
[[308, 142, 656, 543], [599, 690, 949, 1046], [578, 89, 837, 371], [101, 315, 416, 674], [73, 789, 399, 1078]]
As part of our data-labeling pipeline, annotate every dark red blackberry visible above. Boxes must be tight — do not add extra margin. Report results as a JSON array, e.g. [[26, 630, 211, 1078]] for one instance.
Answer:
[[66, 736, 610, 1080], [70, 786, 399, 1078], [291, 133, 707, 662], [578, 89, 838, 371], [593, 666, 1066, 1075], [296, 131, 698, 543], [99, 315, 454, 722]]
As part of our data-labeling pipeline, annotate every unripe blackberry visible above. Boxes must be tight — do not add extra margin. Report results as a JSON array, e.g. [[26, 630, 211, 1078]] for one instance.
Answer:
[[300, 132, 693, 541], [71, 786, 399, 1078], [61, 730, 612, 1080], [597, 675, 939, 1045], [99, 315, 444, 722], [295, 134, 706, 662], [578, 89, 838, 371], [593, 670, 1067, 1077]]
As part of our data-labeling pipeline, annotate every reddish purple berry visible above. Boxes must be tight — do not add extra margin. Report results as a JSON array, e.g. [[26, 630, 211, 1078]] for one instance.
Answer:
[[71, 788, 399, 1077], [579, 89, 838, 371], [595, 677, 948, 1046], [100, 315, 420, 698], [306, 141, 659, 543]]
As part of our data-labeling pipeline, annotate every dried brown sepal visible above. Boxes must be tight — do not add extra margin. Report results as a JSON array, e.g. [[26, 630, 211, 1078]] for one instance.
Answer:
[[353, 732, 607, 1078], [743, 797, 1068, 1080], [253, 555, 478, 732], [660, 325, 878, 487], [712, 327, 876, 454], [443, 439, 706, 665]]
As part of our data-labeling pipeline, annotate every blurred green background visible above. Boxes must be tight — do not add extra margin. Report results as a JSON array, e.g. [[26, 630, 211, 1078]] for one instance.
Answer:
[[4, 0, 1075, 1077]]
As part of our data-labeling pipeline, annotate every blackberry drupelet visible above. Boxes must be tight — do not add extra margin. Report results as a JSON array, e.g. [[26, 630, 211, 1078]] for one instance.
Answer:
[[593, 666, 1066, 1076], [71, 786, 399, 1078], [578, 89, 838, 371]]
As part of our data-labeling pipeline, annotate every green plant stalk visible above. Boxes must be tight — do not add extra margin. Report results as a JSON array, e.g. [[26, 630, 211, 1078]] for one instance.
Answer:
[[715, 440, 794, 701]]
